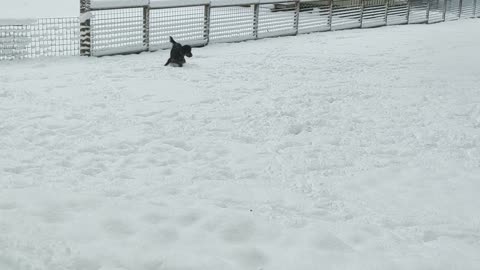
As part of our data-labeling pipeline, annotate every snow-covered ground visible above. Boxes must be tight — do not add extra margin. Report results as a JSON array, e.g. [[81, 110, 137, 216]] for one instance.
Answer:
[[0, 0, 78, 19], [1, 19, 480, 270]]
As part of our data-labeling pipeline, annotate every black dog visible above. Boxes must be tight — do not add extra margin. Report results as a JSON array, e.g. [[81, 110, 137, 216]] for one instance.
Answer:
[[164, 36, 192, 67]]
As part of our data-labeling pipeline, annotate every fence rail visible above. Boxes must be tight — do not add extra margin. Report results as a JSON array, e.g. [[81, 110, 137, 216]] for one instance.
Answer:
[[1, 0, 479, 60]]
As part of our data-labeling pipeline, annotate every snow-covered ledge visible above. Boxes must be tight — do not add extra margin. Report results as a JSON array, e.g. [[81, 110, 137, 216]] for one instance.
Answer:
[[210, 0, 259, 7], [150, 0, 210, 8], [0, 19, 37, 25], [90, 0, 150, 9]]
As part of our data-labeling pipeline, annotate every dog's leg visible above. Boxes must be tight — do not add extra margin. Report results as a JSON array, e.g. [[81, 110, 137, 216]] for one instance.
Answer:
[[164, 58, 171, 66]]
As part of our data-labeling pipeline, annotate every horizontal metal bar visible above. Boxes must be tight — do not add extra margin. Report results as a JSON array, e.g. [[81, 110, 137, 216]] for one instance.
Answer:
[[90, 5, 148, 11], [150, 4, 210, 9], [210, 4, 256, 8]]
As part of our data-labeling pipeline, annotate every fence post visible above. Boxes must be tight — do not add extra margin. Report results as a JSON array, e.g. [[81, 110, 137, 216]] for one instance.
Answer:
[[384, 0, 389, 25], [426, 0, 431, 23], [143, 5, 150, 51], [458, 0, 463, 17], [80, 0, 91, 56], [294, 0, 300, 35], [253, 3, 260, 39], [442, 0, 447, 20], [204, 4, 211, 44], [360, 0, 365, 28], [406, 0, 411, 23], [474, 0, 477, 17], [328, 0, 334, 30]]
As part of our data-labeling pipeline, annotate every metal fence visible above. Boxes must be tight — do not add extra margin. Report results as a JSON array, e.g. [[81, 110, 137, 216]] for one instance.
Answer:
[[0, 18, 80, 60], [1, 0, 479, 60]]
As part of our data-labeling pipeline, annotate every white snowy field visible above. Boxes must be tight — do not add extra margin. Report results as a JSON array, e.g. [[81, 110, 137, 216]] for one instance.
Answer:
[[1, 19, 480, 270], [0, 0, 79, 19]]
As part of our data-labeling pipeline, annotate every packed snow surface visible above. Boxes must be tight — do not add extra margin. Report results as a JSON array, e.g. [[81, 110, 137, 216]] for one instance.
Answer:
[[1, 19, 480, 270], [0, 0, 78, 19]]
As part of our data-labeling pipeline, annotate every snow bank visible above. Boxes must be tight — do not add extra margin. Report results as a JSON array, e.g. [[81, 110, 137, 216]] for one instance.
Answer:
[[1, 19, 480, 270]]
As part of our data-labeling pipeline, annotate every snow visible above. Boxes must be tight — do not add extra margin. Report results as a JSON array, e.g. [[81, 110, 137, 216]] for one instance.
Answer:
[[91, 0, 150, 9], [150, 0, 211, 8], [0, 19, 37, 25], [1, 19, 480, 270], [0, 0, 79, 19], [79, 12, 93, 23], [211, 0, 259, 6]]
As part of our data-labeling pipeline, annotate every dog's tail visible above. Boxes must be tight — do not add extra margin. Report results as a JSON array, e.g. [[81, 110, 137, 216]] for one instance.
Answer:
[[169, 36, 175, 44]]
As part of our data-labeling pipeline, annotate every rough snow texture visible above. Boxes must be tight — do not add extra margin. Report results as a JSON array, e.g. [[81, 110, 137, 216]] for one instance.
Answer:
[[1, 20, 480, 270]]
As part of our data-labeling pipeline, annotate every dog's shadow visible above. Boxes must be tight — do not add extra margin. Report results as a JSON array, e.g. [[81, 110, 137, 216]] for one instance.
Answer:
[[165, 62, 200, 68], [190, 55, 207, 59]]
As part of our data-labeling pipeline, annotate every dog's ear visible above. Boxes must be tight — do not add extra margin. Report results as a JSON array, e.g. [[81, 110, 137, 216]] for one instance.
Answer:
[[169, 36, 175, 44], [183, 45, 192, 58]]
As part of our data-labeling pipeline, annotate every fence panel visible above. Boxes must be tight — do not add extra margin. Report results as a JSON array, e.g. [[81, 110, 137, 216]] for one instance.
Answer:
[[362, 0, 388, 28], [0, 18, 79, 60], [445, 0, 461, 20], [428, 0, 445, 22], [209, 5, 255, 43], [258, 2, 297, 38], [331, 0, 362, 30], [149, 6, 206, 50], [460, 0, 475, 17], [298, 0, 331, 33], [408, 0, 428, 23], [90, 8, 145, 56], [387, 0, 409, 24]]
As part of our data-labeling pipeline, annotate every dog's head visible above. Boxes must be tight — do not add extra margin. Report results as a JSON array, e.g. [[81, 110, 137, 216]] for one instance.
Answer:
[[182, 45, 192, 58]]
